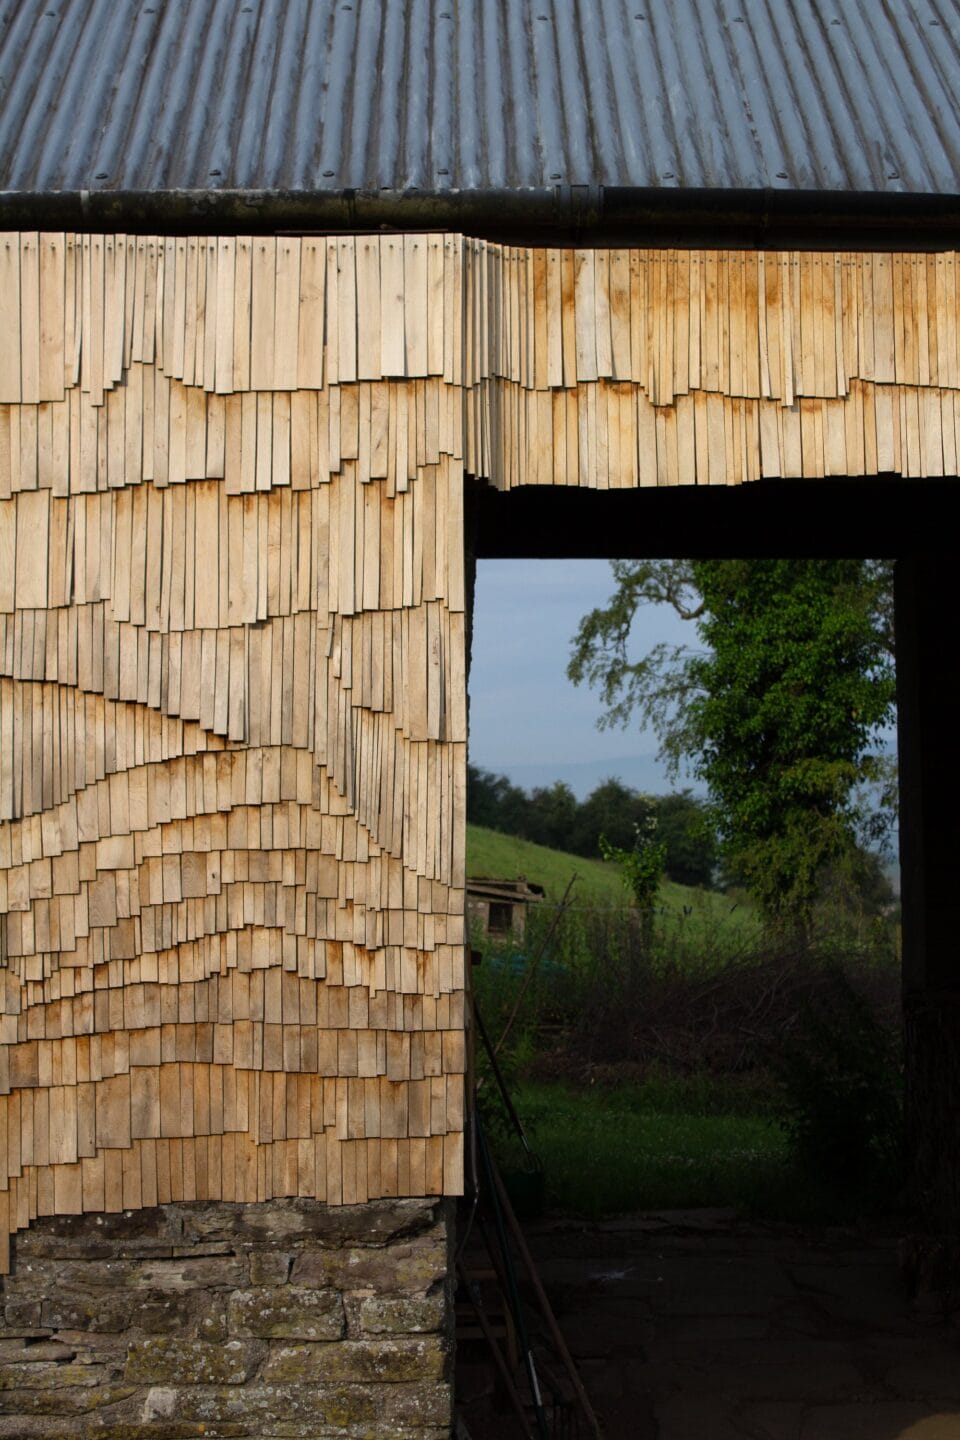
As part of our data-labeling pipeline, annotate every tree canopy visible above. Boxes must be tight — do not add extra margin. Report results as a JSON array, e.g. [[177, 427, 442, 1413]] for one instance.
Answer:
[[568, 559, 896, 932]]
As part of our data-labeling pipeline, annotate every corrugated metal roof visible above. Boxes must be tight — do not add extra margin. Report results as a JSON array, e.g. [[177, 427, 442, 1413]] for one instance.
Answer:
[[0, 0, 958, 216]]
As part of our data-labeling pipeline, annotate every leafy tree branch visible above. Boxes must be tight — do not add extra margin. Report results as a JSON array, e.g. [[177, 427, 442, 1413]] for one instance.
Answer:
[[568, 559, 896, 936]]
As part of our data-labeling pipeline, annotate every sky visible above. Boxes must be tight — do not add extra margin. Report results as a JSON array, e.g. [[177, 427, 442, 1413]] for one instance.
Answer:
[[468, 559, 698, 800], [467, 559, 900, 877]]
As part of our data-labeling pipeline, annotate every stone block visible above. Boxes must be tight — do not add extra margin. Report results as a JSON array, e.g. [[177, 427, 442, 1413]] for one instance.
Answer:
[[886, 1354, 960, 1402], [195, 1299, 230, 1343], [69, 1427, 248, 1440], [10, 1258, 141, 1294], [0, 1199, 454, 1438], [0, 1381, 136, 1414], [124, 1337, 260, 1385], [38, 1285, 201, 1335], [180, 1198, 442, 1250], [2, 1299, 43, 1329], [290, 1239, 447, 1295], [165, 1379, 452, 1429], [799, 1404, 960, 1438], [0, 1360, 110, 1390], [228, 1286, 344, 1339], [11, 1211, 185, 1267], [249, 1251, 294, 1286], [0, 1341, 76, 1363], [230, 1430, 452, 1440], [262, 1337, 447, 1384], [356, 1292, 446, 1334], [129, 1257, 249, 1291], [158, 1381, 382, 1428]]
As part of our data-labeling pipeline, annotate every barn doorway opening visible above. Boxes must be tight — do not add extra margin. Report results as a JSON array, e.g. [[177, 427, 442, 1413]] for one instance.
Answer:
[[462, 474, 958, 1239], [455, 477, 960, 1439]]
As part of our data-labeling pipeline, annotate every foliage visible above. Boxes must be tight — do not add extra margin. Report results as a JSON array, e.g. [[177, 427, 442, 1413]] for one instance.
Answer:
[[598, 831, 665, 912], [480, 904, 909, 1221], [466, 766, 531, 834], [527, 779, 580, 852], [568, 777, 654, 856], [472, 899, 898, 1079], [567, 558, 708, 744], [598, 811, 666, 923], [771, 969, 904, 1194], [568, 559, 897, 933], [474, 897, 903, 1221], [655, 790, 719, 887]]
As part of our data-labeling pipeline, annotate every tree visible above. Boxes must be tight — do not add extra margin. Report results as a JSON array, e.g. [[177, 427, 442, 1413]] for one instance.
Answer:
[[466, 766, 530, 836], [599, 814, 667, 948], [569, 560, 896, 934], [656, 791, 718, 888], [569, 777, 655, 858], [526, 780, 579, 851]]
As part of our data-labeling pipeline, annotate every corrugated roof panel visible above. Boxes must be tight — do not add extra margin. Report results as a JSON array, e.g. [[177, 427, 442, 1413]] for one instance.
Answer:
[[0, 0, 958, 198]]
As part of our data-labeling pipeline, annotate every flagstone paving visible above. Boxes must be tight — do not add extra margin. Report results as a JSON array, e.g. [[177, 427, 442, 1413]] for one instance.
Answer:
[[456, 1210, 960, 1439]]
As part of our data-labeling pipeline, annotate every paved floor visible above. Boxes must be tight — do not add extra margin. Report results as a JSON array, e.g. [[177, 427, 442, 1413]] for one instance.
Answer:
[[456, 1209, 960, 1440]]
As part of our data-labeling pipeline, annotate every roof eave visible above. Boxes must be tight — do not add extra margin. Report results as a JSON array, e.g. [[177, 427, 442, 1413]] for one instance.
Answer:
[[1, 185, 958, 249]]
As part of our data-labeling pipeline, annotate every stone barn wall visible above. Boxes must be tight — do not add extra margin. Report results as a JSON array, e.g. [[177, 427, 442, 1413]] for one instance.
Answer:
[[0, 1197, 454, 1438]]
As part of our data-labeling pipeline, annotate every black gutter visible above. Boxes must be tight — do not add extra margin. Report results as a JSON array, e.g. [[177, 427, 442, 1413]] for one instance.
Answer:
[[0, 185, 958, 249]]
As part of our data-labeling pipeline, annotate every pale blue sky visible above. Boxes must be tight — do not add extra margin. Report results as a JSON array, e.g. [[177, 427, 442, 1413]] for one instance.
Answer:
[[468, 560, 697, 799]]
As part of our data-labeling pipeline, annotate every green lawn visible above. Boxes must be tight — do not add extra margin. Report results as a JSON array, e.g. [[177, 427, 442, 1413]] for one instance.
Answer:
[[493, 1081, 884, 1223]]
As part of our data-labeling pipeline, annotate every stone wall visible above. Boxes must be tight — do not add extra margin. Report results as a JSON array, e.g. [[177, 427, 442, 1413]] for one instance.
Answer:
[[0, 1198, 454, 1438]]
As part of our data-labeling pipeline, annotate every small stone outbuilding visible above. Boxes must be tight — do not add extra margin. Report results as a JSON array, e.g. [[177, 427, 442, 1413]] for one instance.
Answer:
[[467, 878, 544, 942]]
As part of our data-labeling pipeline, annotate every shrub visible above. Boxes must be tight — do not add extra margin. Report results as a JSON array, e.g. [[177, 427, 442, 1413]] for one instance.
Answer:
[[771, 967, 903, 1194]]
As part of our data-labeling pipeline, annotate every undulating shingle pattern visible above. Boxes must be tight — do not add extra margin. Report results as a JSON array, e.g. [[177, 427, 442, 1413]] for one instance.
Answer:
[[0, 233, 470, 1271], [0, 231, 957, 1269]]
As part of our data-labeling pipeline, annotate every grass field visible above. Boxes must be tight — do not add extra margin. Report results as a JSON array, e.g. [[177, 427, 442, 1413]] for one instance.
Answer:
[[490, 1080, 887, 1223], [507, 1081, 790, 1217]]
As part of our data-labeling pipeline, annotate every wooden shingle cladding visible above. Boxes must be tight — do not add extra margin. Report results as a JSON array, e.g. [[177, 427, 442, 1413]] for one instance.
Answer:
[[0, 231, 957, 1270]]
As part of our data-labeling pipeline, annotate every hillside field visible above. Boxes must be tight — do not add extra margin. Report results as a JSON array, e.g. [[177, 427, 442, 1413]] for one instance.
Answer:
[[466, 822, 756, 936]]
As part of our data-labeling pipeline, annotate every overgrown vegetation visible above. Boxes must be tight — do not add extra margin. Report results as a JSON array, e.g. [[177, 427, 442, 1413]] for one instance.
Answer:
[[771, 969, 904, 1196], [471, 890, 904, 1222]]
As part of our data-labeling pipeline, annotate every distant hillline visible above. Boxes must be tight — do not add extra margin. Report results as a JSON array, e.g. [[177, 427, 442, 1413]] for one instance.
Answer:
[[472, 750, 902, 885], [476, 740, 899, 806], [473, 752, 692, 802]]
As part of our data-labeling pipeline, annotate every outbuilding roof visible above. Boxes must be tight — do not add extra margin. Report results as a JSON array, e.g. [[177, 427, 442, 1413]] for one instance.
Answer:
[[1, 0, 958, 242]]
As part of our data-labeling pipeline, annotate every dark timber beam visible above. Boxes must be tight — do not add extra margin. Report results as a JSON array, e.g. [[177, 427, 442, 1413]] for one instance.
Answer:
[[897, 554, 960, 1247], [1, 186, 958, 251], [468, 477, 960, 560]]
